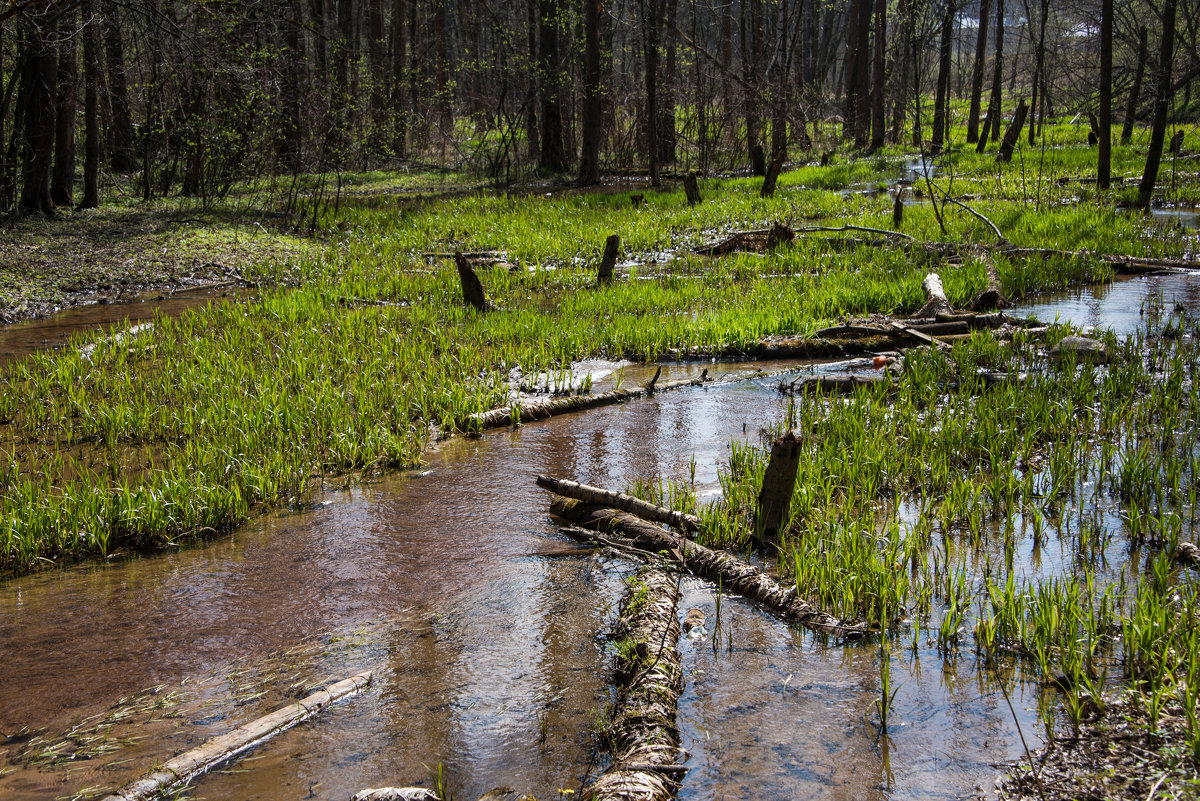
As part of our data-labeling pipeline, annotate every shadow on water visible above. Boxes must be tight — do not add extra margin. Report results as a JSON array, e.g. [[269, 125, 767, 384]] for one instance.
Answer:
[[1009, 271, 1200, 336]]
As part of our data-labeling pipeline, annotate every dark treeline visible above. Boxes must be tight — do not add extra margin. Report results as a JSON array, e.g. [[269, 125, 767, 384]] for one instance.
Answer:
[[1, 0, 1197, 215]]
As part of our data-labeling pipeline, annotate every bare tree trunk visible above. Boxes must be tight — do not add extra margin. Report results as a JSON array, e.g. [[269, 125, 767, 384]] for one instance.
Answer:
[[966, 0, 991, 143], [1122, 25, 1148, 144], [640, 0, 664, 185], [845, 0, 869, 146], [656, 0, 677, 166], [870, 0, 886, 150], [741, 0, 760, 172], [931, 0, 956, 150], [389, 0, 407, 157], [578, 0, 603, 185], [278, 0, 305, 172], [526, 0, 539, 160], [985, 0, 1004, 142], [20, 13, 57, 215], [539, 0, 568, 172], [81, 0, 100, 208], [1027, 0, 1047, 145], [1138, 0, 1178, 208], [367, 0, 386, 155], [51, 7, 78, 207], [1098, 0, 1112, 189]]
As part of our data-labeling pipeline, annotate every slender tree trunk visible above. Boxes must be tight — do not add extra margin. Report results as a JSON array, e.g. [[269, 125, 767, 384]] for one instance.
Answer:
[[51, 7, 78, 207], [367, 0, 386, 154], [1138, 0, 1178, 208], [656, 0, 677, 165], [278, 0, 305, 172], [742, 0, 760, 172], [987, 0, 1004, 141], [81, 0, 100, 208], [931, 0, 956, 150], [641, 0, 664, 184], [1028, 0, 1047, 145], [539, 0, 568, 172], [20, 14, 57, 215], [870, 0, 886, 149], [892, 0, 913, 143], [966, 0, 991, 143], [1098, 0, 1112, 189], [578, 0, 603, 184], [101, 0, 135, 173], [1122, 25, 1148, 144], [396, 0, 415, 158], [526, 0, 539, 160]]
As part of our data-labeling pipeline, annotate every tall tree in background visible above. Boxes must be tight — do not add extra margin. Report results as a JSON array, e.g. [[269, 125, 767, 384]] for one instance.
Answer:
[[101, 0, 136, 173], [931, 0, 956, 151], [1122, 25, 1148, 144], [538, 0, 568, 172], [639, 0, 666, 184], [51, 7, 78, 206], [966, 0, 991, 143], [844, 0, 870, 147], [19, 7, 58, 214], [870, 0, 886, 150], [1098, 0, 1112, 190], [81, 0, 101, 208], [1025, 0, 1048, 145], [1138, 0, 1179, 208], [578, 0, 603, 185], [984, 0, 1004, 142]]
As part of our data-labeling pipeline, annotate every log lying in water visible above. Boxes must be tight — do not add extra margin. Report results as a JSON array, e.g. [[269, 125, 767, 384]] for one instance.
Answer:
[[536, 475, 701, 532], [468, 372, 709, 432], [583, 565, 685, 801], [551, 498, 867, 638], [1177, 541, 1200, 569], [102, 671, 373, 801]]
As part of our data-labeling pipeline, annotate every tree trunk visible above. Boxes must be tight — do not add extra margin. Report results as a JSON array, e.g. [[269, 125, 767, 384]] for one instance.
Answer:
[[1027, 0, 1047, 145], [997, 97, 1028, 162], [578, 0, 603, 185], [389, 0, 407, 158], [20, 15, 57, 215], [983, 0, 1004, 143], [1098, 0, 1112, 189], [366, 0, 386, 155], [870, 0, 886, 150], [81, 0, 100, 208], [844, 0, 870, 147], [931, 1, 956, 151], [51, 8, 77, 207], [966, 0, 991, 143], [101, 0, 135, 173], [597, 233, 619, 284], [656, 0, 677, 166], [1138, 0, 1178, 209], [641, 0, 664, 185], [741, 0, 760, 172], [1122, 25, 1148, 144], [755, 432, 802, 545], [454, 252, 489, 312], [278, 0, 305, 172], [539, 0, 568, 172]]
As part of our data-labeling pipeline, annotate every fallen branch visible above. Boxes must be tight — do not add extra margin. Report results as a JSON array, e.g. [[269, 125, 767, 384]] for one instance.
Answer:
[[536, 475, 701, 532], [583, 566, 685, 801], [550, 498, 866, 637], [101, 671, 373, 801]]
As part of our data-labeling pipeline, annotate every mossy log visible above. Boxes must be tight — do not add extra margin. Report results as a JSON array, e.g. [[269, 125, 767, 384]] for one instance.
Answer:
[[550, 498, 867, 638], [583, 565, 685, 801], [536, 475, 701, 532], [101, 671, 373, 801]]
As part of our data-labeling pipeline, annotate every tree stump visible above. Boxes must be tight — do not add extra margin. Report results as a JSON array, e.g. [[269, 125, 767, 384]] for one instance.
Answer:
[[766, 221, 794, 249], [892, 192, 904, 229], [454, 251, 488, 312], [683, 173, 702, 206], [1170, 130, 1185, 155], [598, 234, 620, 285], [755, 432, 802, 546], [760, 157, 783, 198], [915, 272, 954, 317]]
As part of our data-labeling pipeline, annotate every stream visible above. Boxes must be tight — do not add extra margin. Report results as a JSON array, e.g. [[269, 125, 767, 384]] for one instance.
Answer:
[[3, 272, 1199, 800]]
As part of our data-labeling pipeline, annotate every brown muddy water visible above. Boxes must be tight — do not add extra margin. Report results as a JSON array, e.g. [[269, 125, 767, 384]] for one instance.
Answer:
[[0, 286, 250, 366], [10, 271, 1196, 801], [0, 358, 1047, 801]]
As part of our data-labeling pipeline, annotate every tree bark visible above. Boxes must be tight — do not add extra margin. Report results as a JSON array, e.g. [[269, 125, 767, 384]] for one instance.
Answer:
[[641, 0, 665, 185], [20, 14, 56, 215], [870, 0, 886, 150], [101, 0, 135, 173], [597, 233, 619, 284], [1098, 0, 1112, 189], [966, 0, 991, 143], [536, 475, 700, 532], [1122, 25, 1148, 144], [755, 432, 801, 545], [389, 0, 407, 158], [538, 0, 568, 172], [578, 0, 603, 185], [997, 98, 1027, 162], [454, 251, 489, 312], [1027, 0, 1047, 145], [1138, 0, 1178, 209]]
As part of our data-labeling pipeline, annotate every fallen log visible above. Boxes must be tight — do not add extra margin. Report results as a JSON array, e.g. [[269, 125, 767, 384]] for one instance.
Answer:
[[969, 253, 1008, 311], [101, 671, 373, 801], [550, 498, 867, 637], [786, 374, 895, 394], [536, 475, 701, 532], [583, 565, 685, 801], [467, 372, 710, 432], [1176, 541, 1200, 569], [914, 272, 953, 318]]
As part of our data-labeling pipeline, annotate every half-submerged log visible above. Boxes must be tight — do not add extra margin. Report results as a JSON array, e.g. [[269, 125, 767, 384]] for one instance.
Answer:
[[755, 432, 802, 545], [598, 234, 620, 285], [997, 99, 1029, 163], [551, 498, 866, 637], [536, 475, 700, 532], [683, 172, 702, 206], [454, 251, 488, 312], [1176, 541, 1200, 569], [914, 272, 953, 318], [583, 565, 685, 801], [101, 672, 373, 801], [468, 373, 709, 432]]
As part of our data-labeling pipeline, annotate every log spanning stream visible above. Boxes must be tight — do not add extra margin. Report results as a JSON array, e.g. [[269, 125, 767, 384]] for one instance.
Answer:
[[1, 272, 1198, 801]]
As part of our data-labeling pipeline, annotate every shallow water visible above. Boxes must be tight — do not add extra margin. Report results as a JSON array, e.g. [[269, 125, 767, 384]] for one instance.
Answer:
[[1009, 271, 1200, 336], [0, 359, 1049, 801]]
